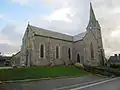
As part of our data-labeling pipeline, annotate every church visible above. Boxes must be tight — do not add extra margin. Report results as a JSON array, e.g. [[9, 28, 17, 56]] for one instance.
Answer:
[[19, 3, 105, 67]]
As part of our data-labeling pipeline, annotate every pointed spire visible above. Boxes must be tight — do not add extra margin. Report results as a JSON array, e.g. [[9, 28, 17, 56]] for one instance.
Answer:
[[90, 2, 96, 22], [87, 2, 100, 30]]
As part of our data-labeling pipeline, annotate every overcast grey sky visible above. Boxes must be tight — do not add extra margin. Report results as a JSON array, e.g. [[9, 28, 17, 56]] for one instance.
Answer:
[[0, 0, 120, 58]]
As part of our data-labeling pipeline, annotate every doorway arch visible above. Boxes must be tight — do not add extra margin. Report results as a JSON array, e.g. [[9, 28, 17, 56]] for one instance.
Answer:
[[77, 54, 80, 63]]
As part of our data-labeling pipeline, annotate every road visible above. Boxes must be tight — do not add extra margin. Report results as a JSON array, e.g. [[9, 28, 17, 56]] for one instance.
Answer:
[[0, 75, 105, 90], [0, 76, 119, 90], [65, 77, 120, 90]]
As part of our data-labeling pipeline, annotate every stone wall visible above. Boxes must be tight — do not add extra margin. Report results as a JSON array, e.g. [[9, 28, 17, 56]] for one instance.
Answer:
[[32, 35, 73, 66], [11, 52, 21, 66]]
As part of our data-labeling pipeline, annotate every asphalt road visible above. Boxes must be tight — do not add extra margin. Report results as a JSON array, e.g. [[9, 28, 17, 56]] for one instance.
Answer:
[[69, 77, 120, 90], [0, 75, 105, 90]]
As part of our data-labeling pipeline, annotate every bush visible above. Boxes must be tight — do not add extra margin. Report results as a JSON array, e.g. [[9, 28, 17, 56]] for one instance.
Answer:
[[110, 64, 120, 68], [74, 63, 84, 69], [82, 65, 114, 76]]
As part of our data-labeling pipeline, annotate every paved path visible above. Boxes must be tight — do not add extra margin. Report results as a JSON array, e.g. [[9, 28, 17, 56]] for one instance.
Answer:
[[0, 75, 106, 90]]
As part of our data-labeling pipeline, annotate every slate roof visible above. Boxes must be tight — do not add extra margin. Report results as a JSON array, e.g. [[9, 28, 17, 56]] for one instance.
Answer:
[[73, 32, 87, 41], [12, 51, 20, 58], [29, 25, 87, 42]]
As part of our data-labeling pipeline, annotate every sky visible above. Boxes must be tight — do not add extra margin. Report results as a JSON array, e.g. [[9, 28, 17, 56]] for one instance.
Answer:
[[0, 0, 120, 58]]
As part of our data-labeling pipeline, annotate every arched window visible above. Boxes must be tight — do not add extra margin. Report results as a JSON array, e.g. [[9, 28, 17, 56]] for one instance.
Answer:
[[40, 44, 44, 58], [68, 48, 71, 60], [77, 54, 80, 63], [90, 42, 94, 59], [56, 46, 59, 59]]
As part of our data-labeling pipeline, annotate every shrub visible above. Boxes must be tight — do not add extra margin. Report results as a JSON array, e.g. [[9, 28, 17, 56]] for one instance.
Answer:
[[110, 64, 120, 68], [74, 63, 84, 69]]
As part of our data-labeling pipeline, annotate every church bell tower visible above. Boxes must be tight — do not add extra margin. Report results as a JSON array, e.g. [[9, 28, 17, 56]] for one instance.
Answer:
[[87, 2, 105, 65]]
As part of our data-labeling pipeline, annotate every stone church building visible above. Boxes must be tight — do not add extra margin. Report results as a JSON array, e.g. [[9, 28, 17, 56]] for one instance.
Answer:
[[19, 3, 105, 67]]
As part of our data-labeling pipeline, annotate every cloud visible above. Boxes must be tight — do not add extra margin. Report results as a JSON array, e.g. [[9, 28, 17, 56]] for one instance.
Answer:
[[31, 0, 120, 58], [45, 8, 74, 23], [2, 0, 120, 58], [1, 25, 22, 45], [0, 43, 20, 56], [0, 14, 13, 23], [20, 0, 120, 57], [0, 34, 12, 45], [10, 0, 30, 5], [10, 0, 41, 5], [30, 0, 89, 35], [0, 14, 3, 19], [0, 24, 26, 55]]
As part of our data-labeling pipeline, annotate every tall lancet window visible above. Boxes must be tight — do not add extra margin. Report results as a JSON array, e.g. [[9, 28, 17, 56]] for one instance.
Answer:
[[56, 46, 59, 59], [90, 42, 94, 59], [40, 44, 44, 58], [68, 48, 71, 60]]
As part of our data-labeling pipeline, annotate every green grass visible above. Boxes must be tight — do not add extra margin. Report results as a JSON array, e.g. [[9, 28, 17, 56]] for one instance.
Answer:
[[0, 66, 88, 81]]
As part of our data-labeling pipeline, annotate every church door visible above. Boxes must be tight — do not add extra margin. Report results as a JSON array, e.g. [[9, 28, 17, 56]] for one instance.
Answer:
[[77, 54, 80, 63]]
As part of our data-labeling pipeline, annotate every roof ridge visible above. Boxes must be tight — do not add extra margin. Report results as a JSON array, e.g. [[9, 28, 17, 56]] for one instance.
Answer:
[[30, 25, 73, 37], [29, 25, 86, 41]]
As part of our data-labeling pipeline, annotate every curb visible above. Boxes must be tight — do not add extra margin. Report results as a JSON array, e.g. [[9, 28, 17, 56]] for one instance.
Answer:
[[0, 76, 85, 84], [0, 75, 110, 84]]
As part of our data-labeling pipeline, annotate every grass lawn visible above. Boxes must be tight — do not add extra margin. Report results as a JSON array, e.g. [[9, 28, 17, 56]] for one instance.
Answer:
[[0, 66, 88, 81]]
